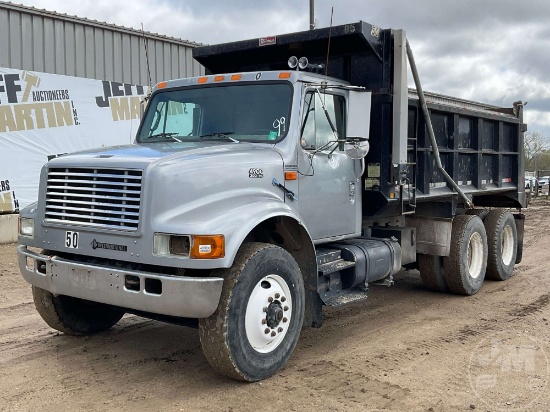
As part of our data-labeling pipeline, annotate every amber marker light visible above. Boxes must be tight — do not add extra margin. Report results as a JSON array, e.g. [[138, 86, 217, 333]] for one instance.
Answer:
[[214, 75, 225, 82], [285, 171, 297, 181], [156, 81, 168, 89], [197, 77, 208, 84], [278, 72, 291, 79], [230, 74, 242, 80], [190, 235, 225, 259]]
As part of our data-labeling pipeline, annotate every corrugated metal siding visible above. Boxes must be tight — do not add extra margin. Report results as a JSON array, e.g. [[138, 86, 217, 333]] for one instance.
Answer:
[[0, 2, 204, 84]]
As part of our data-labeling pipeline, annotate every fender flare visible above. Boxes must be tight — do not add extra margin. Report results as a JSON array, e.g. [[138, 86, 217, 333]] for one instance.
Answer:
[[224, 201, 312, 265]]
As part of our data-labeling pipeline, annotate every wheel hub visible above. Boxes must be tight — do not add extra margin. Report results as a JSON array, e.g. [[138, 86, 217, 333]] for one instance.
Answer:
[[266, 302, 284, 328], [244, 274, 292, 354]]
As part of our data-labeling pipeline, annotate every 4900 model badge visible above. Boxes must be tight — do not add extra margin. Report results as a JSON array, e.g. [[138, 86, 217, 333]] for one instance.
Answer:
[[249, 168, 263, 178]]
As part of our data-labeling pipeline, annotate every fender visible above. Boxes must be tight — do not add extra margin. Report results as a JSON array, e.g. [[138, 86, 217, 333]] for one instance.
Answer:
[[150, 188, 313, 269]]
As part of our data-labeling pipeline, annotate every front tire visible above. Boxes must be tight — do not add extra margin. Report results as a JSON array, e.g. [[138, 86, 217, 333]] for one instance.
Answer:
[[199, 243, 305, 382], [443, 215, 488, 295], [32, 286, 124, 335]]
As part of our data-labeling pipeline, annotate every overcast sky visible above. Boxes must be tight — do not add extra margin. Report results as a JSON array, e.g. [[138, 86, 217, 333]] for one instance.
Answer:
[[10, 0, 550, 138]]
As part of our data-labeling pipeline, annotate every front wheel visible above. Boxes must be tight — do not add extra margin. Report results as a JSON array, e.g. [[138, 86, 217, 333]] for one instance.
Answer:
[[199, 243, 305, 381]]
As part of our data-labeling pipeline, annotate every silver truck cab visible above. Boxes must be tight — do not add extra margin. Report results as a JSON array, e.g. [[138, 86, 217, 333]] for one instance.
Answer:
[[18, 68, 375, 381]]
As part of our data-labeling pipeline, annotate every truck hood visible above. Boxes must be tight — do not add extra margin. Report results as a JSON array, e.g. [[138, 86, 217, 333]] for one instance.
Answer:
[[44, 141, 287, 237], [48, 141, 274, 169]]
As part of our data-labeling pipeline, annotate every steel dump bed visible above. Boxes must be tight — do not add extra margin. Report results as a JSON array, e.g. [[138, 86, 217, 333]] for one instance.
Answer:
[[193, 21, 525, 218]]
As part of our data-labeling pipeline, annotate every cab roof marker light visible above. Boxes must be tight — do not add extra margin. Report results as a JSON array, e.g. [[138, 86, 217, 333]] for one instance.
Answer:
[[230, 74, 242, 80], [197, 77, 208, 84], [214, 75, 225, 82], [278, 72, 291, 79], [156, 81, 168, 89]]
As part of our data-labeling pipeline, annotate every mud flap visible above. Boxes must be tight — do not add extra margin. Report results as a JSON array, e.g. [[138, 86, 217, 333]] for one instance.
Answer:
[[514, 213, 525, 264]]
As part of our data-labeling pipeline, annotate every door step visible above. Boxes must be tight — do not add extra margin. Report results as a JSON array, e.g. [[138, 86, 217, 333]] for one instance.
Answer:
[[318, 259, 356, 276], [316, 248, 357, 304], [323, 289, 369, 307]]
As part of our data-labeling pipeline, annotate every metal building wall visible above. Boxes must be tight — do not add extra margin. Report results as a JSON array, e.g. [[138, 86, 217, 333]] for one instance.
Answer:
[[0, 1, 204, 85]]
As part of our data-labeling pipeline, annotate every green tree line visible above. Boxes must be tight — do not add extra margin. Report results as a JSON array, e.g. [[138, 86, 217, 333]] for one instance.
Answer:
[[524, 131, 550, 174]]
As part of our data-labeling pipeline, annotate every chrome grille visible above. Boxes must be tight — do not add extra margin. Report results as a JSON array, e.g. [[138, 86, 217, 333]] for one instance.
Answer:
[[45, 168, 143, 230]]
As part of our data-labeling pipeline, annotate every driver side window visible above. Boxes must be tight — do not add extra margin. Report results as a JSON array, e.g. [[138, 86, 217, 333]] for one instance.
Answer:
[[301, 91, 346, 150]]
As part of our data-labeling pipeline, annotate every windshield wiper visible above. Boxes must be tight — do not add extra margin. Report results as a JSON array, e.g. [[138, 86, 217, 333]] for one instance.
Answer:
[[199, 132, 239, 143], [147, 132, 183, 142]]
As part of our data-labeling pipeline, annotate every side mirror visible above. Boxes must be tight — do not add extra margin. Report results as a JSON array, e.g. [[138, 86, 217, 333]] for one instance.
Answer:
[[140, 92, 151, 119], [344, 137, 370, 159], [140, 98, 146, 118], [345, 90, 372, 159]]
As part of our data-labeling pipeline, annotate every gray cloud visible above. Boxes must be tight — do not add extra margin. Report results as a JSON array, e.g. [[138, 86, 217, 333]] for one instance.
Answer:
[[12, 0, 550, 135]]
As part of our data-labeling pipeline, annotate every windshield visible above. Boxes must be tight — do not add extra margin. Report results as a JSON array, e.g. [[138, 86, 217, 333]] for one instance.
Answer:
[[137, 83, 292, 143]]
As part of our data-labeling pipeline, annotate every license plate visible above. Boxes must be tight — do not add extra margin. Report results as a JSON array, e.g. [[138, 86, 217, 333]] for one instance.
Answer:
[[69, 268, 96, 290], [65, 231, 79, 249]]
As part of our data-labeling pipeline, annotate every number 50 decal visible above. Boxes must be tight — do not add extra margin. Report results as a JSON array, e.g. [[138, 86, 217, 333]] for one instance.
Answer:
[[65, 231, 79, 249]]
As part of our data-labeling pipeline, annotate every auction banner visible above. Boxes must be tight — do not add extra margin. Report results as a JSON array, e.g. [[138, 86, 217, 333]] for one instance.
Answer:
[[0, 67, 149, 213]]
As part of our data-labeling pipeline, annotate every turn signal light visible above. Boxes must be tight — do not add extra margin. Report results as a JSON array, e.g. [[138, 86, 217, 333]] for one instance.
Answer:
[[285, 171, 297, 181], [191, 235, 225, 259]]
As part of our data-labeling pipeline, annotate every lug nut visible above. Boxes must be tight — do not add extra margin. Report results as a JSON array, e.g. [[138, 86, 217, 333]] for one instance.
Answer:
[[284, 306, 289, 311], [278, 327, 283, 332], [263, 307, 268, 312], [261, 319, 267, 325], [275, 293, 280, 299], [283, 317, 288, 323], [271, 331, 276, 337], [281, 296, 286, 302], [264, 328, 270, 334], [268, 297, 273, 302]]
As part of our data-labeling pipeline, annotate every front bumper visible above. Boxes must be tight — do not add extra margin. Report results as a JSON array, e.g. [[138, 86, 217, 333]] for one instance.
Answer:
[[18, 246, 224, 318]]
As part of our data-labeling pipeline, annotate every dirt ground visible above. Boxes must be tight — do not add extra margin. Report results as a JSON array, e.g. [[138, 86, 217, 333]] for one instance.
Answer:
[[1, 202, 549, 412]]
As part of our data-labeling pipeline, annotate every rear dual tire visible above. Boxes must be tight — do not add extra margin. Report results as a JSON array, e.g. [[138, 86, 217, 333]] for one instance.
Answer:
[[419, 210, 518, 295], [418, 254, 448, 292], [484, 210, 517, 281], [443, 215, 487, 295]]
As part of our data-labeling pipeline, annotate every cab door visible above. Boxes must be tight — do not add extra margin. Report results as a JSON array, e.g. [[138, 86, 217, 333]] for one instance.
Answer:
[[297, 89, 361, 241]]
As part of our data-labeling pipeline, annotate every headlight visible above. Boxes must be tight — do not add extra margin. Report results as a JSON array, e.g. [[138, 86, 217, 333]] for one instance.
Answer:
[[153, 233, 224, 259], [19, 217, 34, 238], [153, 233, 190, 257]]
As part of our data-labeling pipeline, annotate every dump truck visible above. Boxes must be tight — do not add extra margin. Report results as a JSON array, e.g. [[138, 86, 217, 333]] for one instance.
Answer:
[[17, 21, 526, 381]]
